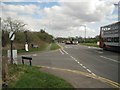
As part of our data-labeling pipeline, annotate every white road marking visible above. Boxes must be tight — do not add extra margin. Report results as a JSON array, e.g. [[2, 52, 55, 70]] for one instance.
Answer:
[[59, 49, 64, 55], [92, 73, 96, 76], [87, 69, 92, 73], [33, 54, 37, 56], [62, 49, 69, 54], [96, 51, 103, 54], [100, 56, 119, 63], [88, 46, 91, 48], [83, 66, 87, 69], [70, 56, 74, 58], [88, 46, 101, 49], [65, 46, 72, 48], [77, 62, 80, 64], [60, 47, 96, 75], [65, 46, 68, 48], [70, 56, 78, 62]]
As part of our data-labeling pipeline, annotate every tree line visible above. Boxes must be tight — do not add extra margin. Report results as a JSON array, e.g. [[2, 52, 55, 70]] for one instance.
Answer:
[[56, 35, 99, 43]]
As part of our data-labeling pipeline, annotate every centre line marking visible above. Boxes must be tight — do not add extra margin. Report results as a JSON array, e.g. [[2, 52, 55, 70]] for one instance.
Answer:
[[77, 62, 80, 64], [60, 47, 97, 80], [87, 69, 92, 73], [100, 56, 119, 63], [83, 66, 86, 69], [59, 49, 64, 55]]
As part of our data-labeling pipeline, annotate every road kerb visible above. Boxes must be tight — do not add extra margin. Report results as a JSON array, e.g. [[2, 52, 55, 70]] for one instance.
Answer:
[[38, 65, 120, 88]]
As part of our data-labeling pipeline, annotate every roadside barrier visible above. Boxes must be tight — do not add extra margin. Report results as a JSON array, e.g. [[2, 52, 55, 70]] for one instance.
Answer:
[[22, 56, 32, 66]]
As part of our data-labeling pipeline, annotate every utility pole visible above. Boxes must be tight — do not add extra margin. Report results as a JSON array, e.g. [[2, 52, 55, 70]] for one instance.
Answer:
[[114, 1, 120, 21]]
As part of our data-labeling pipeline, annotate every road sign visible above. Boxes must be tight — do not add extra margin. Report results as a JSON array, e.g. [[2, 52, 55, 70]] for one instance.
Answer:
[[9, 31, 15, 41], [9, 31, 15, 64]]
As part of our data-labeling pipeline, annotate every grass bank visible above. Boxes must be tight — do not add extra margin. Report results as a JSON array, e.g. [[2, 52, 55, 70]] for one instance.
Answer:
[[2, 43, 49, 56], [7, 64, 74, 88], [50, 43, 61, 50], [17, 43, 49, 54], [80, 43, 99, 47]]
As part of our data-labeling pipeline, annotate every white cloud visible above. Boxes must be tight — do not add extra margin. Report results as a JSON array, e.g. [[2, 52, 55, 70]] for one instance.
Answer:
[[2, 3, 39, 15], [1, 0, 116, 37]]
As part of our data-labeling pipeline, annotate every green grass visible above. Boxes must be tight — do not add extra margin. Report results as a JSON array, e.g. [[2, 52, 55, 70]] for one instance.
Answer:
[[80, 43, 99, 47], [7, 64, 74, 88], [50, 43, 61, 50], [18, 43, 49, 54], [2, 43, 49, 56]]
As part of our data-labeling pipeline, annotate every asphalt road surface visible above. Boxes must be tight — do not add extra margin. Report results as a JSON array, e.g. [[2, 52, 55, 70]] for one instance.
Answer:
[[59, 43, 119, 83], [18, 43, 119, 87]]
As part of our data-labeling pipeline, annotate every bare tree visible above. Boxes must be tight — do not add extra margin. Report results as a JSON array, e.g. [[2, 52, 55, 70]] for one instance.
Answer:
[[2, 17, 27, 32], [1, 17, 27, 47]]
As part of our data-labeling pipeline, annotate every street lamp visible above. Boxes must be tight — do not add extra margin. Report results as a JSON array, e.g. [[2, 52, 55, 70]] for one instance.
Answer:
[[118, 1, 120, 21], [79, 25, 86, 42], [114, 1, 120, 21]]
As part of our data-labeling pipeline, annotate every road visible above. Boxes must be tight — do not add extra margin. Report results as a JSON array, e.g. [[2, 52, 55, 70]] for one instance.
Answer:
[[59, 43, 119, 83], [17, 43, 119, 87]]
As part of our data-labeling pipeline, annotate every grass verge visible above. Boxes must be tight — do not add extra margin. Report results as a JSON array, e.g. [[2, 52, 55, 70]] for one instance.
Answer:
[[7, 64, 74, 88], [2, 43, 49, 56], [50, 43, 61, 50], [80, 43, 99, 47], [17, 43, 49, 54]]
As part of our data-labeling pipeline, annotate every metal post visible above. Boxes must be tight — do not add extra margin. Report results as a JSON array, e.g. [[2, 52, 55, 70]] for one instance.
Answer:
[[22, 58, 24, 65], [10, 40, 13, 64], [30, 60, 32, 66]]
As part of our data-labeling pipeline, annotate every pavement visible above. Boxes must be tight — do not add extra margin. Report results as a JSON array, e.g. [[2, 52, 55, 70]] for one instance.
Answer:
[[17, 43, 120, 88]]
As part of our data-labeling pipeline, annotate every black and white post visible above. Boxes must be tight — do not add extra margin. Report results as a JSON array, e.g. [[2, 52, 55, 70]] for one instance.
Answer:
[[9, 31, 15, 64]]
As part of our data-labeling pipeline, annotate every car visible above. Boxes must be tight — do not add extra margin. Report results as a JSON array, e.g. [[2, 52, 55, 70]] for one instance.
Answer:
[[72, 41, 78, 44], [65, 41, 71, 44]]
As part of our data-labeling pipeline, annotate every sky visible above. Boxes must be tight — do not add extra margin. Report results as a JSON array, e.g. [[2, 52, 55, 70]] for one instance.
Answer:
[[1, 0, 120, 38]]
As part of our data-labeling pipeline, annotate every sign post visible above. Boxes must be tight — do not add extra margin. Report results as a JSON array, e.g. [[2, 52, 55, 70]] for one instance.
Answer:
[[9, 31, 15, 64]]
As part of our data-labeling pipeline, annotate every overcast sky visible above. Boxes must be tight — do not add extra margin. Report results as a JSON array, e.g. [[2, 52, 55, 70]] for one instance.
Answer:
[[1, 0, 119, 38]]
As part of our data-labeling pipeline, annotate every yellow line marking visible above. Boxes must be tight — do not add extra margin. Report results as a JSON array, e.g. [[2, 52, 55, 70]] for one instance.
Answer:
[[38, 65, 120, 88]]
